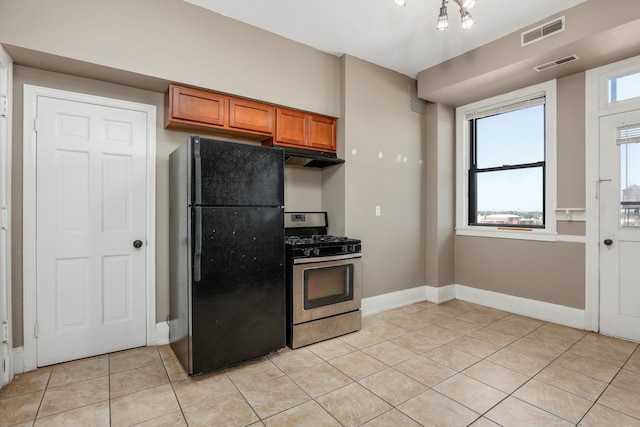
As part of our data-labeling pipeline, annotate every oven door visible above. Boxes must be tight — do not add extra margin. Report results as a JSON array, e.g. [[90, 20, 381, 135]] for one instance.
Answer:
[[292, 253, 362, 325]]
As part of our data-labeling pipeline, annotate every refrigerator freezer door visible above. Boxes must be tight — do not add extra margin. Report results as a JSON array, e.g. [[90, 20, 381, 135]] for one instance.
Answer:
[[191, 137, 284, 207], [190, 206, 285, 374]]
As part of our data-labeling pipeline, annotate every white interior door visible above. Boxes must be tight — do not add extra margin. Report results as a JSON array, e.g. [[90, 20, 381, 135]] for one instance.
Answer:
[[599, 109, 640, 342], [35, 96, 148, 366]]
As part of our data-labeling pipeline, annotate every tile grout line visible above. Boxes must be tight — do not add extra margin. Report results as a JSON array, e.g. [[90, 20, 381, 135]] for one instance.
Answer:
[[159, 346, 189, 426], [573, 342, 640, 425]]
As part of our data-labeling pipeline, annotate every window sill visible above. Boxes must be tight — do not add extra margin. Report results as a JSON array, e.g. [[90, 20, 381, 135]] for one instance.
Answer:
[[455, 227, 559, 242]]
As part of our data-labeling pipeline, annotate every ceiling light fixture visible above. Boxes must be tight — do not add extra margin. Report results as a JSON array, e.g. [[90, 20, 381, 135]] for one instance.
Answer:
[[395, 1, 476, 32], [437, 0, 476, 32]]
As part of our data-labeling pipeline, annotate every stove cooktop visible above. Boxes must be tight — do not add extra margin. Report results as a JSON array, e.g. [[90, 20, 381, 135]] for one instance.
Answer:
[[285, 234, 361, 246], [285, 234, 362, 258]]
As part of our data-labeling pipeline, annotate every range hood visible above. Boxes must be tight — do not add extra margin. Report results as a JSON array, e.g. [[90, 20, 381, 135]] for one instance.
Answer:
[[283, 146, 345, 168]]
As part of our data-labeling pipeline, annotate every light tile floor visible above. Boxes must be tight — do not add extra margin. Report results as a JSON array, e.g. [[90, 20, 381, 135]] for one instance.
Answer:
[[2, 299, 640, 426]]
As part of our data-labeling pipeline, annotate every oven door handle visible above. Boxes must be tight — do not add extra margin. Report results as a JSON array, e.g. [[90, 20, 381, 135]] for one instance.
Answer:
[[293, 253, 362, 264]]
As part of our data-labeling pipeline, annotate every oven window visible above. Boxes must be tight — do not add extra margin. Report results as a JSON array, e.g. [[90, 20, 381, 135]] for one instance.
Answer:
[[304, 264, 353, 310]]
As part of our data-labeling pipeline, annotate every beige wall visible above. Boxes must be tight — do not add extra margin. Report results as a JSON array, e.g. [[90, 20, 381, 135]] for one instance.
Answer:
[[0, 0, 341, 117], [425, 103, 455, 287], [453, 73, 587, 309], [557, 73, 586, 210], [455, 237, 585, 309], [338, 55, 426, 298]]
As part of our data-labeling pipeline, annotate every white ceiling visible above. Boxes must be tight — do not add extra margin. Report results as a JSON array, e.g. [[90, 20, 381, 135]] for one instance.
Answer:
[[185, 0, 588, 78]]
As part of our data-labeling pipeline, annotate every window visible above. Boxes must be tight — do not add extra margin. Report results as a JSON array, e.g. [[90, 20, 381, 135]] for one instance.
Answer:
[[609, 71, 640, 103], [456, 80, 557, 240]]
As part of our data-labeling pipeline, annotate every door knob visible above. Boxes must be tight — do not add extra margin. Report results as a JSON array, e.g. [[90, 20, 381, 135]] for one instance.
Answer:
[[603, 239, 613, 246], [133, 240, 143, 248]]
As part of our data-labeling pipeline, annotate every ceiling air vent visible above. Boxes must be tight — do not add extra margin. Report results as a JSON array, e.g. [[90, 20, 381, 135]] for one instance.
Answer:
[[534, 54, 580, 72], [521, 16, 565, 47]]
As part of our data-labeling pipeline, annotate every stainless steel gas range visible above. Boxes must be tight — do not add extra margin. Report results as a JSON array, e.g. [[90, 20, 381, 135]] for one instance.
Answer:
[[284, 212, 362, 349]]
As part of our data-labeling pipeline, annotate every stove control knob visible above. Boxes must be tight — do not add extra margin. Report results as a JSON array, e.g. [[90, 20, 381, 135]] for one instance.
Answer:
[[349, 245, 358, 253], [303, 248, 311, 257], [313, 248, 321, 256], [341, 245, 348, 253]]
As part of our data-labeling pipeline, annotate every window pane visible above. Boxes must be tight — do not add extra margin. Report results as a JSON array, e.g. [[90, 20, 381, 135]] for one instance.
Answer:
[[609, 71, 640, 103], [475, 167, 543, 226], [620, 141, 640, 228], [476, 104, 545, 168]]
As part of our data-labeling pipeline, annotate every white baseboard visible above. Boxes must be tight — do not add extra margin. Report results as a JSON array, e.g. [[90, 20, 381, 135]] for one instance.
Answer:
[[12, 346, 24, 374], [454, 284, 585, 329], [361, 283, 586, 330], [155, 322, 170, 346], [426, 284, 456, 304], [362, 286, 428, 317]]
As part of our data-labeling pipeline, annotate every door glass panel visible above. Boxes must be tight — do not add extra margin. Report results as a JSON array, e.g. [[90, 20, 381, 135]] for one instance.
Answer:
[[619, 137, 640, 228], [609, 71, 640, 103]]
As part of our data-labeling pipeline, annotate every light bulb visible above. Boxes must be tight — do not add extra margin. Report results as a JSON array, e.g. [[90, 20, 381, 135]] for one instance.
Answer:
[[394, 0, 407, 6], [436, 6, 449, 32], [460, 8, 474, 30]]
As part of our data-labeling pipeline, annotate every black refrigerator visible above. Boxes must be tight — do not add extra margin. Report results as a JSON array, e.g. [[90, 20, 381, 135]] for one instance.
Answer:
[[169, 136, 285, 375]]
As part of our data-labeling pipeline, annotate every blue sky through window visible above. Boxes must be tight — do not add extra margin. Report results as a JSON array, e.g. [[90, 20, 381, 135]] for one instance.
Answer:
[[609, 72, 640, 103], [475, 105, 544, 212]]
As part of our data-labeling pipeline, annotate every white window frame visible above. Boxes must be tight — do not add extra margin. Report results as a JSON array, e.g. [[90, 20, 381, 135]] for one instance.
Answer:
[[455, 80, 558, 241]]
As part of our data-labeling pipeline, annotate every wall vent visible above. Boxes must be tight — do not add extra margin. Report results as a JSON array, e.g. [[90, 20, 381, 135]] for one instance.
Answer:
[[521, 16, 565, 47], [534, 54, 579, 72], [409, 82, 427, 115]]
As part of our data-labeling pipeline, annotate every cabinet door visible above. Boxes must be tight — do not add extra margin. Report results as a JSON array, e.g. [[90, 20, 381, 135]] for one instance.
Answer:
[[229, 98, 275, 134], [276, 108, 308, 146], [170, 85, 226, 126], [309, 114, 337, 151]]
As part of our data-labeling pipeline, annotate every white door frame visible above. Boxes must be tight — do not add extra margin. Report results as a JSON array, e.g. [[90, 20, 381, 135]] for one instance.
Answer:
[[23, 85, 156, 372], [585, 54, 640, 334], [0, 46, 13, 385]]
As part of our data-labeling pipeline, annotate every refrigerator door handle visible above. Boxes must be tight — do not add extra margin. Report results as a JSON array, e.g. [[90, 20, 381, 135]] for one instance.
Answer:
[[194, 137, 202, 205], [194, 206, 202, 282]]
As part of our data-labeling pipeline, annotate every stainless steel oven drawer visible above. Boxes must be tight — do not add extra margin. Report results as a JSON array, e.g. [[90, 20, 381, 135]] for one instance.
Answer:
[[289, 310, 361, 349]]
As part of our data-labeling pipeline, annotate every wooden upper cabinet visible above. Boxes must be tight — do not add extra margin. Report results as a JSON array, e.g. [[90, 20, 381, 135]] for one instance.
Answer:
[[309, 114, 337, 152], [165, 84, 337, 153], [168, 84, 226, 127], [275, 108, 308, 146], [229, 98, 275, 135], [274, 108, 337, 152]]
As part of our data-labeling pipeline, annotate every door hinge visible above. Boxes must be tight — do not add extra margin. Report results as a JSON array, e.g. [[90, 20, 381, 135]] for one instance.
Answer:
[[1, 321, 8, 343], [33, 117, 39, 133], [33, 322, 38, 339], [1, 95, 7, 117], [0, 207, 8, 230]]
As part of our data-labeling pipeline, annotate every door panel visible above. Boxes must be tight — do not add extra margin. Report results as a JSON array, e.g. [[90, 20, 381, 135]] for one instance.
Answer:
[[599, 109, 640, 342], [36, 96, 148, 366]]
